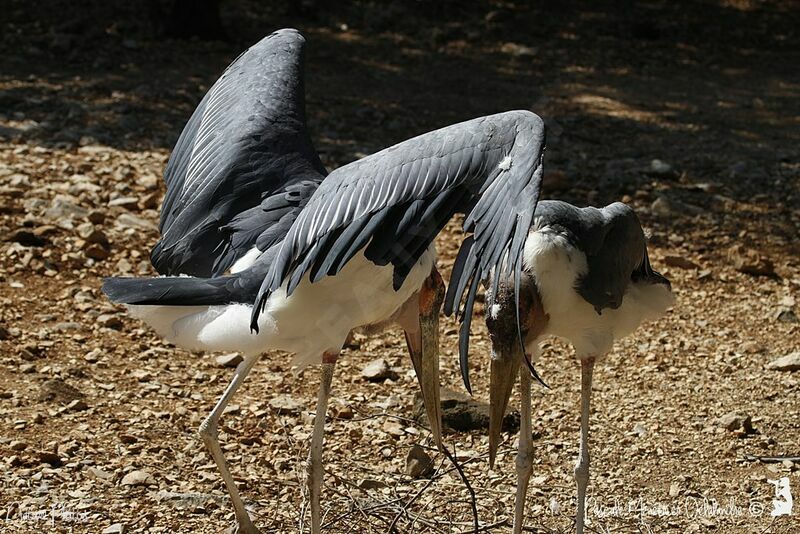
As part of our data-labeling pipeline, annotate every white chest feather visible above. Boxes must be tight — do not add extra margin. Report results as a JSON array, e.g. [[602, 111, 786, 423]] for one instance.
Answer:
[[522, 228, 673, 358], [129, 246, 436, 367]]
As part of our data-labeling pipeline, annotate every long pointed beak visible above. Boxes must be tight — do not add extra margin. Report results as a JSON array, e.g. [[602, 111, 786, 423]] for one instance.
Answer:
[[407, 268, 445, 450], [488, 345, 520, 468]]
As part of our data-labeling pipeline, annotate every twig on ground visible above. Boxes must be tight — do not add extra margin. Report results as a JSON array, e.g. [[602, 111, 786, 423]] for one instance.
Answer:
[[442, 441, 480, 534]]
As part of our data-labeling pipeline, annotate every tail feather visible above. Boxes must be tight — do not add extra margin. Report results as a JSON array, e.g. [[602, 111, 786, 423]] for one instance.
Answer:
[[103, 275, 241, 306]]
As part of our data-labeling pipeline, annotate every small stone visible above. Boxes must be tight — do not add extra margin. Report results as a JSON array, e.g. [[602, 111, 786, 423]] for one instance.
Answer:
[[650, 196, 673, 217], [85, 243, 109, 260], [741, 341, 764, 354], [728, 245, 775, 277], [765, 352, 800, 372], [108, 197, 140, 210], [98, 314, 123, 329], [775, 308, 798, 323], [84, 348, 103, 363], [500, 42, 538, 57], [361, 358, 399, 382], [649, 159, 673, 176], [357, 478, 387, 490], [269, 395, 304, 415], [6, 229, 46, 247], [405, 444, 434, 478], [39, 378, 84, 403], [10, 440, 28, 451], [116, 213, 157, 231], [121, 470, 155, 486], [669, 482, 681, 497], [633, 423, 648, 437], [66, 399, 89, 411], [86, 466, 114, 480], [215, 353, 243, 368], [664, 255, 700, 270], [76, 222, 109, 246], [88, 210, 106, 224], [716, 412, 754, 434], [20, 363, 36, 373], [102, 523, 125, 534], [119, 434, 138, 444], [46, 195, 88, 219], [38, 450, 63, 467]]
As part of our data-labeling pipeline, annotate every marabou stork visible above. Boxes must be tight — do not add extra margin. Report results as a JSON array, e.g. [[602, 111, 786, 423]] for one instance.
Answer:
[[102, 29, 547, 533], [482, 200, 674, 533]]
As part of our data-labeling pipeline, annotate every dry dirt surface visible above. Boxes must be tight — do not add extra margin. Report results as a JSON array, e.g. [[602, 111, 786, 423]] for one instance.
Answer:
[[1, 1, 799, 533]]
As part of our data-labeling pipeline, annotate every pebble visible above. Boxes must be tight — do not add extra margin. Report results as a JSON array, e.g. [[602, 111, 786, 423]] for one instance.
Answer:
[[10, 440, 28, 451], [361, 358, 398, 382], [649, 159, 673, 176], [775, 308, 798, 323], [215, 353, 243, 368], [46, 195, 88, 219], [76, 222, 109, 246], [38, 378, 84, 402], [357, 478, 387, 490], [268, 395, 304, 415], [85, 243, 110, 260], [765, 352, 800, 372], [405, 444, 434, 478], [728, 245, 775, 277], [38, 450, 63, 467], [116, 213, 157, 231], [650, 196, 673, 217], [97, 314, 123, 329], [121, 470, 155, 486], [664, 255, 700, 270], [102, 523, 125, 534], [716, 412, 754, 434], [108, 197, 140, 210], [6, 229, 46, 247], [86, 466, 114, 480]]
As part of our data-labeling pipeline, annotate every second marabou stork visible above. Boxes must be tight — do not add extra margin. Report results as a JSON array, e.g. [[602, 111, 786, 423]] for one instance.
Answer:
[[482, 200, 674, 533], [102, 29, 547, 533]]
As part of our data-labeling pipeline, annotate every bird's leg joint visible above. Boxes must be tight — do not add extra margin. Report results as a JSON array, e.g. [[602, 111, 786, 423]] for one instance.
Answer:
[[198, 416, 218, 442]]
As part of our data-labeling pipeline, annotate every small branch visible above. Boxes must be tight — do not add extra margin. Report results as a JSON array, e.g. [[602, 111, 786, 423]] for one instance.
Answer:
[[441, 441, 480, 534]]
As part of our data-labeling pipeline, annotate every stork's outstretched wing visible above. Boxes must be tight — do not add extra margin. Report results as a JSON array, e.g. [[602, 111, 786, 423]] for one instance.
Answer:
[[151, 28, 327, 277], [250, 110, 546, 389]]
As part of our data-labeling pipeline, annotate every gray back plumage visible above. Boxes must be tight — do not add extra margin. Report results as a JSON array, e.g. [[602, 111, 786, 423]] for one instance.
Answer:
[[151, 28, 327, 277], [532, 201, 651, 313]]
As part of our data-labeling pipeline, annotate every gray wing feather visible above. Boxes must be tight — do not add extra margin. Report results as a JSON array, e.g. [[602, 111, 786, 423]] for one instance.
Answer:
[[151, 28, 326, 277], [250, 111, 546, 355]]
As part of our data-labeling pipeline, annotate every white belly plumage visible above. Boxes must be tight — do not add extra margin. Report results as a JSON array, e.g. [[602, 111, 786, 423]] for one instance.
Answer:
[[522, 228, 674, 358], [128, 245, 437, 368]]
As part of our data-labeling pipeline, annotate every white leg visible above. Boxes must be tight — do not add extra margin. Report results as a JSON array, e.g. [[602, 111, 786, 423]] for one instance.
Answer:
[[308, 354, 337, 533], [199, 354, 261, 534], [513, 369, 533, 534], [575, 357, 595, 534]]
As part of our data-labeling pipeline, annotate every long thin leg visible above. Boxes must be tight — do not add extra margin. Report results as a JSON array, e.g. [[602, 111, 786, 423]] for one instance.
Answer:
[[513, 369, 533, 534], [308, 353, 337, 534], [575, 356, 595, 534], [199, 354, 261, 534]]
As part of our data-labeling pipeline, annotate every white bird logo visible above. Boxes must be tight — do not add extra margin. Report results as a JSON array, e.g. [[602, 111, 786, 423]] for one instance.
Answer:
[[768, 477, 793, 517]]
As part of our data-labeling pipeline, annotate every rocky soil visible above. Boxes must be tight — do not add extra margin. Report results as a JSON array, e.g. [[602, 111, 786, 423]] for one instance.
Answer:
[[1, 1, 799, 532]]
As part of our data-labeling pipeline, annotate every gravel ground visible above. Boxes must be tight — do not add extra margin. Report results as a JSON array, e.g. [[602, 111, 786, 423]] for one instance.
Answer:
[[1, 1, 799, 533]]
